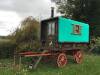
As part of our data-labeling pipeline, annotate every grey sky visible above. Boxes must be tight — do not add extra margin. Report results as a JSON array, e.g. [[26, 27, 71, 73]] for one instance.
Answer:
[[0, 0, 60, 36], [0, 0, 58, 19]]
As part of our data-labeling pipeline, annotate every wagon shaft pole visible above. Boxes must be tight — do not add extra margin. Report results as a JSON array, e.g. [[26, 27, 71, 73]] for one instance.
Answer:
[[33, 50, 47, 69], [89, 45, 97, 52]]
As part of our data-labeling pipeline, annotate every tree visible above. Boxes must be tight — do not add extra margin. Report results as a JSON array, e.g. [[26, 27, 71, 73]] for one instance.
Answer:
[[12, 16, 40, 52], [53, 0, 100, 36]]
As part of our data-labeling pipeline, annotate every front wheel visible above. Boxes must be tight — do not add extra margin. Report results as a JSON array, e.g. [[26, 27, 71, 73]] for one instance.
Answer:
[[56, 53, 67, 67], [73, 50, 83, 64]]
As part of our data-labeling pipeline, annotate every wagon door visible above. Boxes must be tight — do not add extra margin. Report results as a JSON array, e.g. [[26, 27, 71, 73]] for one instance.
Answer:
[[41, 20, 57, 48]]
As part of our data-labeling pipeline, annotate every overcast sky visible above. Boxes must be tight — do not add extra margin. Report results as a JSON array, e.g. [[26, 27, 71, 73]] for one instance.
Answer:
[[0, 0, 60, 36]]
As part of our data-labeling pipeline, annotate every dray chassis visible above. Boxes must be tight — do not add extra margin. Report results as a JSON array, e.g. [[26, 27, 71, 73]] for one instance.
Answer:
[[19, 46, 83, 68]]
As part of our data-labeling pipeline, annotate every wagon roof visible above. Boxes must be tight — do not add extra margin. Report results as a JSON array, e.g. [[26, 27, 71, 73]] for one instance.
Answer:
[[41, 16, 89, 25], [41, 16, 60, 22]]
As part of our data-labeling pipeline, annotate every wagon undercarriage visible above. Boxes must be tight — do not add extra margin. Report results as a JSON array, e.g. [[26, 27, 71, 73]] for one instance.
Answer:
[[19, 48, 83, 68]]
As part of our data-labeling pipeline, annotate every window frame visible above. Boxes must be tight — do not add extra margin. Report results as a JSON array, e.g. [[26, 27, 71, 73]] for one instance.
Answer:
[[73, 24, 81, 35]]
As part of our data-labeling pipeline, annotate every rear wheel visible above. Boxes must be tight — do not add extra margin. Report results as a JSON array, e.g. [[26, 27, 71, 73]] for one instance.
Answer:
[[73, 50, 83, 64]]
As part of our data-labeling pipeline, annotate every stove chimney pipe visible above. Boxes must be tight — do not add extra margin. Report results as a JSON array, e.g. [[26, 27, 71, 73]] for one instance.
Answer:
[[51, 7, 54, 18]]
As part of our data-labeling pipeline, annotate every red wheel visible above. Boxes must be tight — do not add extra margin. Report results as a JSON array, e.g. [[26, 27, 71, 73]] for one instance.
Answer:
[[73, 50, 83, 64], [57, 53, 67, 67]]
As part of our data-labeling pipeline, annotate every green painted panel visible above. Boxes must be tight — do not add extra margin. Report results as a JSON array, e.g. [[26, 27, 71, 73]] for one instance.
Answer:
[[58, 17, 89, 43]]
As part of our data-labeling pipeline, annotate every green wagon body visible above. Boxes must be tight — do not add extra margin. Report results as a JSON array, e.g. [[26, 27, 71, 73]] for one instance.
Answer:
[[41, 16, 89, 44], [58, 17, 89, 43]]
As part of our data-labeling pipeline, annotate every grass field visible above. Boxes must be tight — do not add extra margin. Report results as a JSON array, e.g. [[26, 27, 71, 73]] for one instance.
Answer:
[[0, 54, 100, 75]]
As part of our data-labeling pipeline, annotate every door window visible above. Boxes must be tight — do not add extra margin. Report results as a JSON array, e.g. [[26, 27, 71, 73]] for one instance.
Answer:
[[48, 22, 55, 35]]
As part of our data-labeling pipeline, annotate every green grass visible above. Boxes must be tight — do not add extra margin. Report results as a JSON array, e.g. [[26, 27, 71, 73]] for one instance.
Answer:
[[0, 54, 100, 75]]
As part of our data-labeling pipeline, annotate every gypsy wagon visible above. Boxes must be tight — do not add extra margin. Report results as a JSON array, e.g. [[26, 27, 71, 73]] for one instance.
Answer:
[[20, 16, 89, 68]]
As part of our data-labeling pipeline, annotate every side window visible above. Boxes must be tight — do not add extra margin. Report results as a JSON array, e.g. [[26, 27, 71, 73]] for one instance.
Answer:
[[48, 22, 55, 35], [48, 23, 52, 35], [73, 25, 81, 34], [51, 22, 55, 35]]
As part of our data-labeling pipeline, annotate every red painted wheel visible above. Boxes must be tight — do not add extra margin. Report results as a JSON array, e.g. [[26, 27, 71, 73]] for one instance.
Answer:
[[57, 53, 67, 67], [73, 50, 83, 64]]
